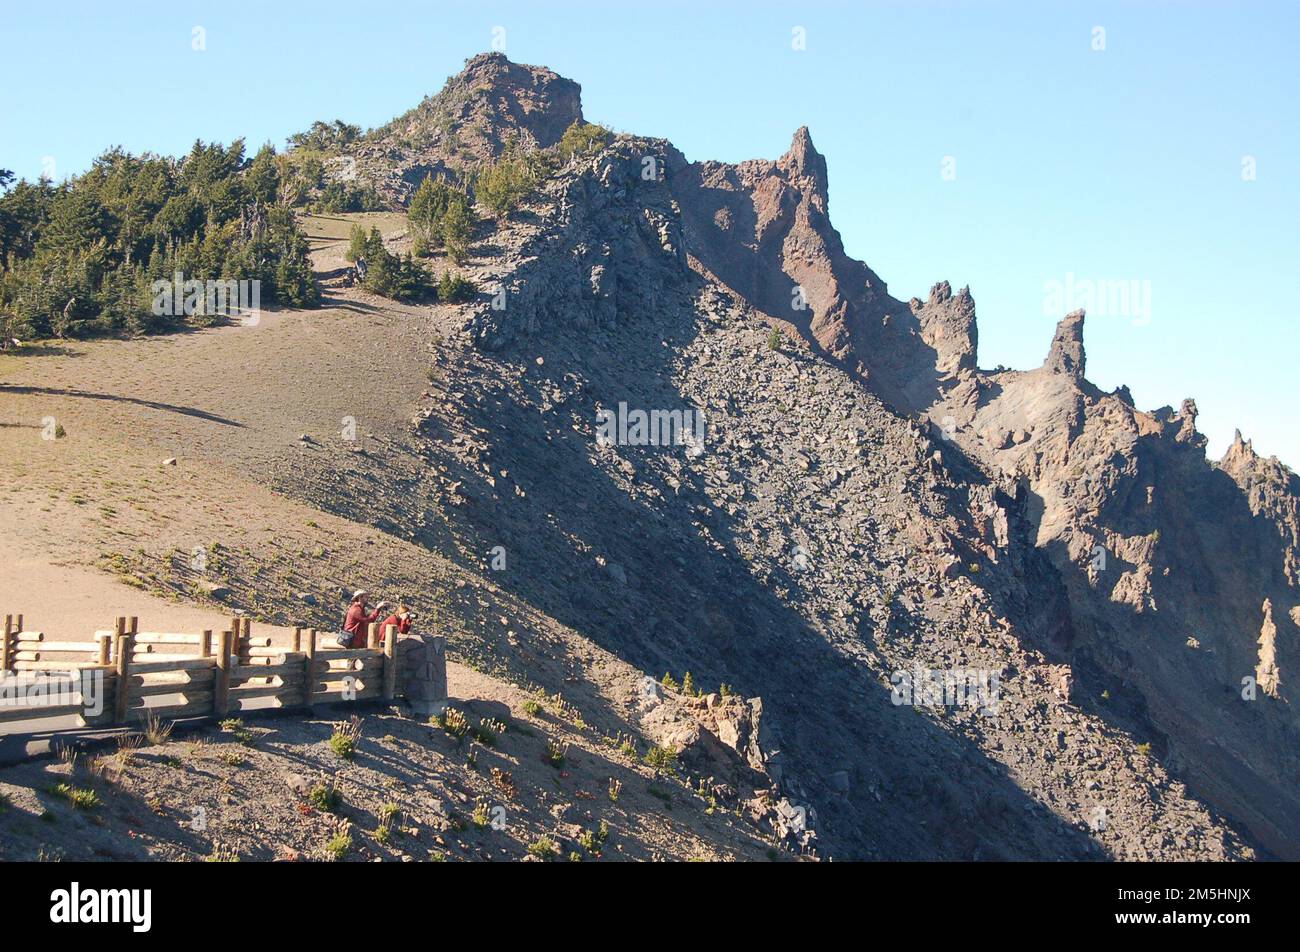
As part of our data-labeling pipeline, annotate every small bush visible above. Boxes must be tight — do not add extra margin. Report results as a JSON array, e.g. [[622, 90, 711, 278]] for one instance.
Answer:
[[660, 672, 679, 692], [437, 270, 477, 304], [557, 121, 612, 160], [142, 713, 173, 746], [357, 227, 431, 300], [408, 175, 474, 262], [375, 803, 399, 845], [474, 716, 507, 747], [329, 716, 363, 760], [577, 820, 610, 854], [475, 156, 538, 217], [433, 707, 470, 740], [53, 783, 100, 811], [491, 767, 517, 797], [308, 782, 341, 813], [643, 745, 678, 776], [545, 738, 568, 769], [527, 834, 558, 860], [324, 828, 352, 862], [608, 778, 622, 802]]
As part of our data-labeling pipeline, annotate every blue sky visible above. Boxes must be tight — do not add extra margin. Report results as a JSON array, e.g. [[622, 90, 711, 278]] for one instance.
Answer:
[[3, 1, 1296, 466]]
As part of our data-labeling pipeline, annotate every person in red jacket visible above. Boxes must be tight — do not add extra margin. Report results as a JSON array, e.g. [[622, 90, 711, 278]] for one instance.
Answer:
[[340, 590, 386, 648], [376, 604, 413, 645]]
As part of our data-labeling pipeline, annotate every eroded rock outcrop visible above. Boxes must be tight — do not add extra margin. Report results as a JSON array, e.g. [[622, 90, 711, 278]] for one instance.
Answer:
[[1043, 310, 1087, 379], [1257, 599, 1281, 698]]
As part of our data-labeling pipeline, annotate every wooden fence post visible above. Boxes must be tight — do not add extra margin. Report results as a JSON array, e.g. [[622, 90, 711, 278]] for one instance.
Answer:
[[2, 614, 12, 674], [199, 629, 212, 659], [214, 630, 232, 717], [303, 629, 317, 709], [234, 618, 249, 665], [382, 623, 398, 701], [367, 622, 379, 650], [114, 627, 132, 724], [97, 632, 111, 666], [293, 627, 302, 652], [9, 612, 24, 672]]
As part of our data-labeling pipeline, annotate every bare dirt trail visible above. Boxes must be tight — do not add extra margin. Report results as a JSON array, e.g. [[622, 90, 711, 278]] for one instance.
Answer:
[[0, 552, 297, 642]]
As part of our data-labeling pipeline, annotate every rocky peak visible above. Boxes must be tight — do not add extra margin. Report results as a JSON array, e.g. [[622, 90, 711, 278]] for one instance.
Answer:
[[777, 126, 829, 211], [1221, 429, 1258, 470], [431, 52, 583, 152], [1043, 309, 1086, 379], [344, 54, 585, 204]]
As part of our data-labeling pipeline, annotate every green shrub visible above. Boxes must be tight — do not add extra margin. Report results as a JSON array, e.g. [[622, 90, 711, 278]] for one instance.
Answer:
[[475, 156, 537, 217], [437, 270, 477, 304], [313, 181, 384, 214], [557, 121, 612, 160], [358, 227, 431, 300], [308, 782, 341, 812], [577, 820, 610, 854], [527, 834, 558, 860], [329, 719, 361, 760], [324, 829, 352, 861], [643, 745, 677, 775], [345, 223, 367, 263], [53, 783, 100, 810], [433, 707, 470, 739], [545, 738, 568, 768], [408, 175, 475, 262]]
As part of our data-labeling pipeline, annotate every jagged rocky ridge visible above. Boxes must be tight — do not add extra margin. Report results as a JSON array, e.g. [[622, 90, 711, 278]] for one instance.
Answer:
[[319, 54, 1300, 858]]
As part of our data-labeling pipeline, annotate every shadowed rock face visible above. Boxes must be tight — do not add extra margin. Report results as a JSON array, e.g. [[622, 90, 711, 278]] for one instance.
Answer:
[[320, 55, 1297, 858], [1220, 429, 1300, 588]]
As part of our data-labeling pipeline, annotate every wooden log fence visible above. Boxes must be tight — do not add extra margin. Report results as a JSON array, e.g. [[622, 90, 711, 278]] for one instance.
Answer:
[[0, 613, 418, 734]]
